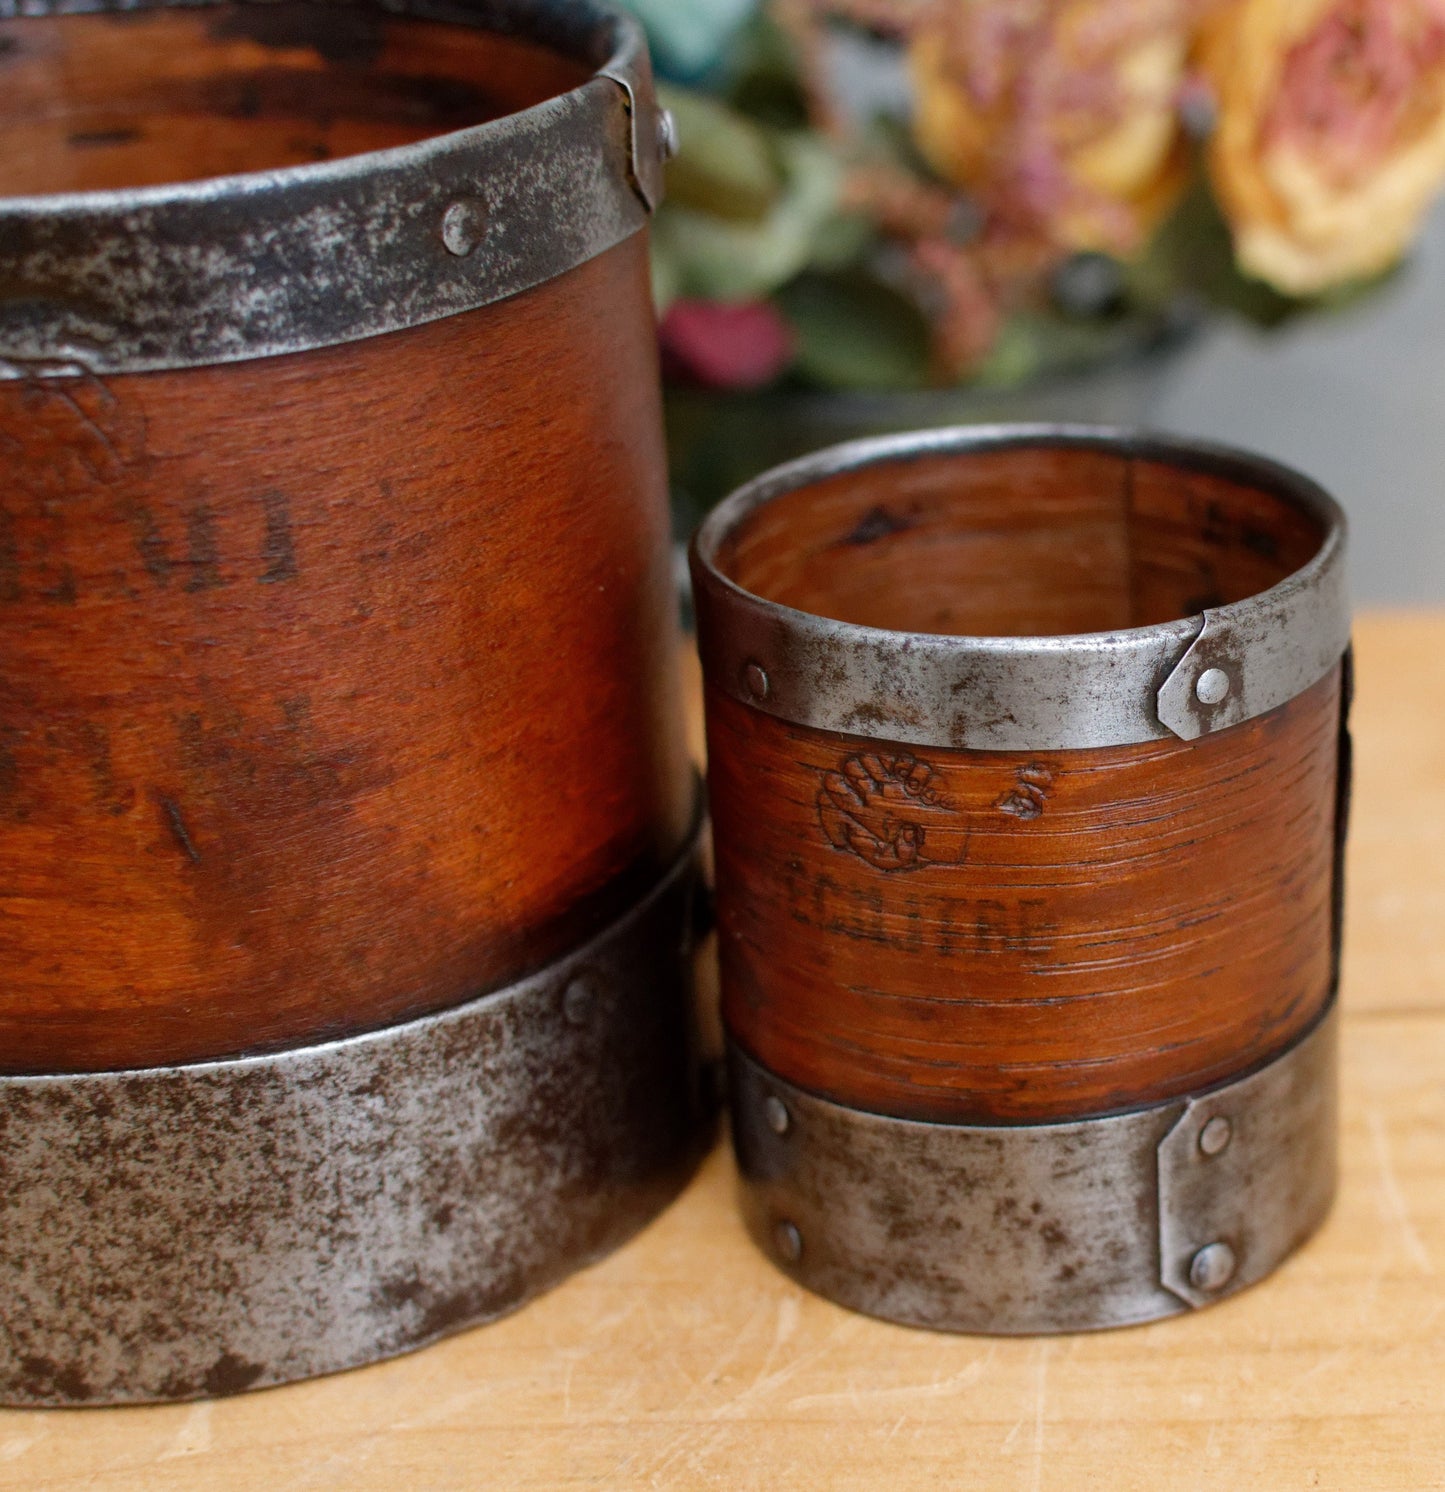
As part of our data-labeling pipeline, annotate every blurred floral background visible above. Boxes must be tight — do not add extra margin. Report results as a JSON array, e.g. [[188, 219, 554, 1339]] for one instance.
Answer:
[[622, 0, 1445, 527]]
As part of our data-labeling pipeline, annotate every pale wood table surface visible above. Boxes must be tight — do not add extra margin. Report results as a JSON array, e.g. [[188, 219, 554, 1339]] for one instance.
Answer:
[[4, 611, 1443, 1490]]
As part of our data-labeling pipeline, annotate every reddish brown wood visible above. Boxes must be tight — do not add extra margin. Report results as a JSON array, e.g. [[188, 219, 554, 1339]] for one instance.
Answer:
[[716, 447, 1327, 639], [0, 6, 588, 194], [0, 232, 692, 1074], [705, 444, 1343, 1124]]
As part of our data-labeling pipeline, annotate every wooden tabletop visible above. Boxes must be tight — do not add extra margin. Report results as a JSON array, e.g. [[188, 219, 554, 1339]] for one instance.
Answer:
[[4, 610, 1443, 1491]]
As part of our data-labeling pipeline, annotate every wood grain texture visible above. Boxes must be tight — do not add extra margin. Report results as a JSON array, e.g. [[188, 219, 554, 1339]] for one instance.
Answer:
[[708, 670, 1342, 1123], [0, 612, 1438, 1491], [0, 4, 588, 194], [0, 233, 692, 1073], [707, 440, 1343, 1122], [717, 447, 1327, 638]]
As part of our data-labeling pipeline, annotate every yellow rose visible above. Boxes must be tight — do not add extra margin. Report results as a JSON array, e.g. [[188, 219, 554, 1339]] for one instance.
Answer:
[[910, 1, 1192, 255], [1203, 0, 1445, 294]]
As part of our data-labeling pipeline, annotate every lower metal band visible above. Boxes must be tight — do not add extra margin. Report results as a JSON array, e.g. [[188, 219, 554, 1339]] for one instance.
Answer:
[[730, 1006, 1337, 1335], [0, 824, 709, 1406]]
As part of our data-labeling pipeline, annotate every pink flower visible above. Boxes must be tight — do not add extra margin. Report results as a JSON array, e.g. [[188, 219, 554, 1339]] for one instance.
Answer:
[[909, 0, 1200, 255], [659, 299, 797, 389], [1203, 0, 1445, 292]]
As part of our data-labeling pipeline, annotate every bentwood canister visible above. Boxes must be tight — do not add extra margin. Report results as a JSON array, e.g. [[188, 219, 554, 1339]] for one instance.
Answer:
[[0, 0, 706, 1403], [692, 426, 1350, 1333]]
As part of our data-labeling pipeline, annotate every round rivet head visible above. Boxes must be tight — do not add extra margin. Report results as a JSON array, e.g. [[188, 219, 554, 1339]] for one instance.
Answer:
[[774, 1220, 803, 1263], [742, 661, 770, 700], [1188, 1241, 1237, 1293], [440, 196, 488, 257], [1195, 667, 1231, 705], [764, 1096, 790, 1136], [656, 107, 679, 162], [562, 975, 596, 1025], [1199, 1115, 1233, 1157]]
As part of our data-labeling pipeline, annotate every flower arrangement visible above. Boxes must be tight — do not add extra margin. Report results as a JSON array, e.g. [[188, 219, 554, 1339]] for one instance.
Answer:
[[626, 0, 1445, 397]]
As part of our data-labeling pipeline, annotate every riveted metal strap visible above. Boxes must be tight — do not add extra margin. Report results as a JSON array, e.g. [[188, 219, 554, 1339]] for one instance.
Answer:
[[0, 0, 664, 376], [730, 1004, 1336, 1334], [599, 57, 670, 211], [0, 818, 710, 1407], [691, 427, 1351, 752], [1154, 558, 1350, 740]]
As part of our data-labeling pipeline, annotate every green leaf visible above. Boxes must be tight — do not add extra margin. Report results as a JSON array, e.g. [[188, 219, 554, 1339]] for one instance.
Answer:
[[724, 12, 811, 128], [777, 271, 932, 391], [1127, 174, 1300, 326], [970, 317, 1046, 390], [971, 312, 1121, 389], [808, 210, 875, 274], [657, 85, 782, 223], [650, 133, 846, 303]]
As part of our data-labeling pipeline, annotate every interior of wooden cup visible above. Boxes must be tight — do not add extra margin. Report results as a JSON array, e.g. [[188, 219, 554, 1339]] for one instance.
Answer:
[[0, 2, 592, 195], [715, 442, 1329, 637]]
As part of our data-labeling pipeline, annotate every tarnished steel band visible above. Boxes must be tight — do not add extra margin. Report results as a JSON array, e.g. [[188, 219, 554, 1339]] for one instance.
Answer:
[[0, 818, 709, 1406], [691, 426, 1351, 752], [731, 1003, 1337, 1334], [0, 0, 661, 375]]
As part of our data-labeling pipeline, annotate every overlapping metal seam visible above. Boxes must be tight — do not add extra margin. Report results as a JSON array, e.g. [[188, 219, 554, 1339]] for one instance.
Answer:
[[691, 425, 1351, 752]]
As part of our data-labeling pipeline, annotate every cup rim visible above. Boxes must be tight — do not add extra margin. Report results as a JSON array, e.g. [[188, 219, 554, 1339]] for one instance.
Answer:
[[0, 0, 661, 374], [689, 423, 1350, 752]]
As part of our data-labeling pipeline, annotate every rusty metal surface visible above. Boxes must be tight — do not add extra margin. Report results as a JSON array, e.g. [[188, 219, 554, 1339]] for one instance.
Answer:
[[0, 820, 710, 1407], [730, 1005, 1337, 1334], [691, 426, 1350, 752], [0, 0, 661, 375], [599, 51, 667, 211], [1157, 1014, 1337, 1310], [1153, 548, 1350, 739]]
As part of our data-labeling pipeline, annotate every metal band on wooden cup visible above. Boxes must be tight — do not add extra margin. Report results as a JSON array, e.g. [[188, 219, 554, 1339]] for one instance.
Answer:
[[692, 425, 1351, 1333], [0, 0, 670, 374], [0, 820, 709, 1406], [0, 0, 704, 1400]]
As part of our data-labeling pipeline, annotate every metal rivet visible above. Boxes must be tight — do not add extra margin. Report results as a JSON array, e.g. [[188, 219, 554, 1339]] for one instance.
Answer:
[[656, 107, 679, 163], [562, 975, 595, 1025], [764, 1095, 790, 1135], [1195, 667, 1231, 705], [440, 197, 488, 257], [1199, 1115, 1233, 1157], [1188, 1241, 1237, 1293], [743, 661, 770, 700], [774, 1220, 802, 1263]]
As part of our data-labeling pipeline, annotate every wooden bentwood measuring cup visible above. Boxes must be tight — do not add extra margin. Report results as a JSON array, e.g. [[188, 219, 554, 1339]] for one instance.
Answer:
[[693, 426, 1350, 1333], [0, 0, 706, 1404]]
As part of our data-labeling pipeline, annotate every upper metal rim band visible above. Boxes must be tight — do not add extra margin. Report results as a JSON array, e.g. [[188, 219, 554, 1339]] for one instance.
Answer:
[[0, 812, 708, 1407], [691, 425, 1351, 752], [730, 1002, 1337, 1335], [0, 0, 663, 375]]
